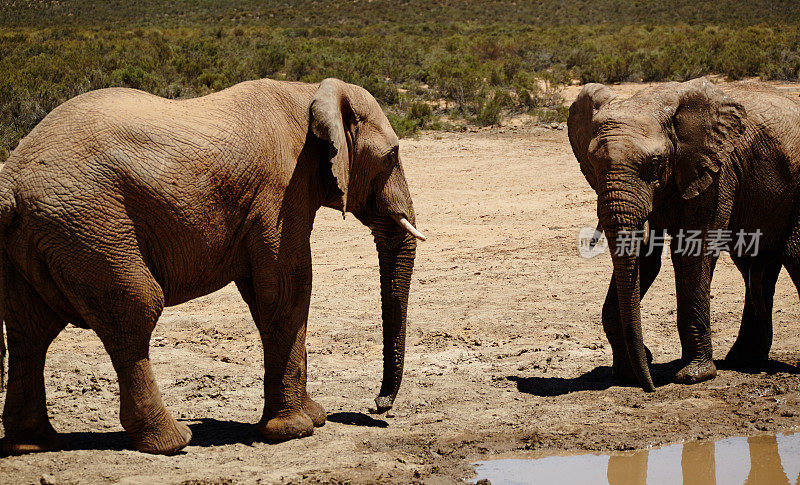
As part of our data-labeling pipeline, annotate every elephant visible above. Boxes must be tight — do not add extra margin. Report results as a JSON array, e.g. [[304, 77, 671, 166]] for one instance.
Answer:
[[568, 77, 800, 391], [0, 77, 425, 455]]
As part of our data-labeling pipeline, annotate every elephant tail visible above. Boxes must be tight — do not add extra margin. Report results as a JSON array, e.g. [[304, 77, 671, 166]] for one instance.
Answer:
[[0, 189, 14, 392], [0, 256, 4, 392]]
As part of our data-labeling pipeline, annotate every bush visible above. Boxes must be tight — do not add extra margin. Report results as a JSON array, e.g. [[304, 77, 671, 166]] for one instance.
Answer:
[[475, 90, 513, 126], [407, 102, 433, 125], [2, 0, 800, 155], [386, 111, 419, 138], [361, 75, 399, 106]]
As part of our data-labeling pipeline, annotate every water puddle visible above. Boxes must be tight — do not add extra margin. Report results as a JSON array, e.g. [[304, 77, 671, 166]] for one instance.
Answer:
[[473, 430, 800, 484]]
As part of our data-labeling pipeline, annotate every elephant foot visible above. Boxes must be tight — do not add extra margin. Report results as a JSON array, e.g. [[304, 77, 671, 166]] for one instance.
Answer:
[[126, 412, 192, 455], [724, 345, 769, 370], [257, 411, 314, 441], [674, 360, 717, 384], [611, 345, 654, 385], [302, 396, 327, 427], [1, 421, 62, 455]]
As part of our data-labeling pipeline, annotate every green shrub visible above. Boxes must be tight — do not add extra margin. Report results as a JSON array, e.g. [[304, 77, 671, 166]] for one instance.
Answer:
[[361, 75, 399, 106], [531, 106, 568, 124], [251, 45, 287, 77], [2, 0, 800, 157], [386, 111, 419, 138], [407, 102, 433, 125], [475, 90, 513, 126]]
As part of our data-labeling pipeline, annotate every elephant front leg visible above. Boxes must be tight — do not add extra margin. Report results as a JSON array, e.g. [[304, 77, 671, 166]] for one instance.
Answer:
[[257, 293, 315, 440], [725, 256, 780, 367], [602, 237, 662, 384], [671, 251, 717, 384], [240, 266, 320, 441]]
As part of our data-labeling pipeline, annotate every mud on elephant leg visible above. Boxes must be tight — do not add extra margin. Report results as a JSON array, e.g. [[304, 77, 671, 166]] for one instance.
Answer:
[[725, 256, 780, 368], [672, 253, 718, 384], [602, 240, 661, 384], [1, 267, 66, 455]]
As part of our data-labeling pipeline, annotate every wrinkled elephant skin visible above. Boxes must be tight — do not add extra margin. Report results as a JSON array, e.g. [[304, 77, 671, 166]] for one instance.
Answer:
[[0, 78, 422, 454], [569, 78, 800, 391]]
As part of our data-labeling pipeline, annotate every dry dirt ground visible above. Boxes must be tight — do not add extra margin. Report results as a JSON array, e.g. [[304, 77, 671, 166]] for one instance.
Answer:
[[2, 82, 800, 484]]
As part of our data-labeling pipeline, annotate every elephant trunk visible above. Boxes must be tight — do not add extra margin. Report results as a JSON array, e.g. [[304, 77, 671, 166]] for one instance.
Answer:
[[599, 178, 655, 392], [370, 214, 416, 412]]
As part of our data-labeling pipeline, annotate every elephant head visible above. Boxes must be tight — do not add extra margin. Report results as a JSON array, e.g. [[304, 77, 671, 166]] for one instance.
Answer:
[[310, 78, 424, 412], [568, 78, 746, 391]]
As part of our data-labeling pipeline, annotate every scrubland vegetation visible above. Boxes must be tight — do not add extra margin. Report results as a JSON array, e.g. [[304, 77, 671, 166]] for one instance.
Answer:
[[2, 0, 800, 161]]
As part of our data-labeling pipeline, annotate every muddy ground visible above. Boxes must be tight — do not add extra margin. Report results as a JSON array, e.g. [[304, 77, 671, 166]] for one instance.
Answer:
[[2, 82, 800, 484]]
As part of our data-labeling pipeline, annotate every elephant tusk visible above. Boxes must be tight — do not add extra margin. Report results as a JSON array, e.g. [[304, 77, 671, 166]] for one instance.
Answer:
[[392, 215, 426, 241], [642, 220, 650, 247]]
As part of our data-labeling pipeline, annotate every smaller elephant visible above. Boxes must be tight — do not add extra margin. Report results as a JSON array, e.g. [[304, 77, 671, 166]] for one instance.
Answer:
[[0, 77, 424, 454], [569, 77, 800, 391]]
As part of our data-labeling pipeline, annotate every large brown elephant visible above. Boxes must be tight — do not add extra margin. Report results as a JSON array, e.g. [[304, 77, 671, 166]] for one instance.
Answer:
[[569, 78, 800, 391], [0, 78, 424, 454]]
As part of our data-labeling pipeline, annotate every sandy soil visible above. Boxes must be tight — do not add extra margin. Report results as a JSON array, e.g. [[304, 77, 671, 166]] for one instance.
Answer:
[[2, 83, 800, 484]]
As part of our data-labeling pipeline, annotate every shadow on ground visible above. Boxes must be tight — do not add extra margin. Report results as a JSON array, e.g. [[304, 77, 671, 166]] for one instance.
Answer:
[[327, 412, 388, 428], [187, 418, 260, 447], [0, 418, 261, 455], [509, 359, 696, 397], [63, 418, 260, 450], [509, 357, 800, 397], [1, 413, 395, 456], [716, 358, 800, 375]]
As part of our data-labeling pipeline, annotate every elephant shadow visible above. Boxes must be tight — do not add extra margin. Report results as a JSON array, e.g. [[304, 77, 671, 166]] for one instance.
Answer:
[[715, 358, 800, 375], [326, 412, 388, 428], [508, 360, 691, 397], [28, 419, 263, 454], [4, 414, 390, 455], [509, 358, 800, 397]]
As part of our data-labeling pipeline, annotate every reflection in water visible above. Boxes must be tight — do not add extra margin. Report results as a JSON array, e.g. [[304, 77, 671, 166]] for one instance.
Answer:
[[682, 441, 715, 485], [473, 431, 800, 485], [746, 435, 791, 485], [607, 451, 647, 485]]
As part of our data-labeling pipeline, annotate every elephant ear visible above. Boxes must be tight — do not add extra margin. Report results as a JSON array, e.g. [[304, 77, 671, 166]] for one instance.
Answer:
[[671, 78, 746, 199], [568, 83, 618, 191], [310, 78, 356, 214]]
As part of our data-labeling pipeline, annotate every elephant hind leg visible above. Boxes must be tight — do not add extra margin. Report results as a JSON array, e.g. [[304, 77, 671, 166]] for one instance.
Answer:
[[1, 263, 67, 455], [782, 226, 800, 367], [59, 259, 191, 455], [725, 255, 781, 368]]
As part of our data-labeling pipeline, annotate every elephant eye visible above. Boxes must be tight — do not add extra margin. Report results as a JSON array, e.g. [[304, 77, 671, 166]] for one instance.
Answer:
[[384, 146, 399, 168], [641, 155, 662, 182]]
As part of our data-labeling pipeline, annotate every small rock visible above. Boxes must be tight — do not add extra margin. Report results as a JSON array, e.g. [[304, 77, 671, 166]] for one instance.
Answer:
[[40, 474, 57, 485], [477, 479, 492, 485], [550, 122, 560, 129]]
